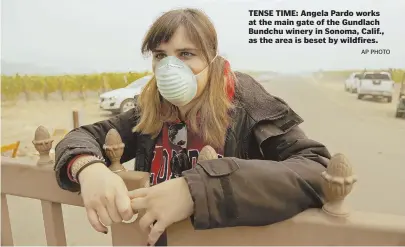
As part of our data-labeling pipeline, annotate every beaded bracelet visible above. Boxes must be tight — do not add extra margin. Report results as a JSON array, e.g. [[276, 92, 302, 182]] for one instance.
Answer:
[[71, 156, 105, 183]]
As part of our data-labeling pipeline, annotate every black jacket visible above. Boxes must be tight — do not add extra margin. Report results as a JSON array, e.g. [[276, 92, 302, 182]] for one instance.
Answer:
[[54, 71, 331, 230]]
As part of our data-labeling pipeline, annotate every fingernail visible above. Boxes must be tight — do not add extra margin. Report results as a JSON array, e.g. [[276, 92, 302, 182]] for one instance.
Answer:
[[103, 231, 108, 234]]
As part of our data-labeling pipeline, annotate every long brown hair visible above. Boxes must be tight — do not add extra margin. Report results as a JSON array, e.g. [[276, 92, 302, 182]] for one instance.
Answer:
[[133, 8, 235, 148]]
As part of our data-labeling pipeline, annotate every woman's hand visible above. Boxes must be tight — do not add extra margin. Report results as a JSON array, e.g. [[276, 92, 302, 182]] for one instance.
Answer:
[[79, 163, 134, 233], [129, 177, 194, 246]]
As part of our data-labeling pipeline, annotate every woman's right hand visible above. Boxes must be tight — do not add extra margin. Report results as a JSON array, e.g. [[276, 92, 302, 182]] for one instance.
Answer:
[[78, 163, 134, 233]]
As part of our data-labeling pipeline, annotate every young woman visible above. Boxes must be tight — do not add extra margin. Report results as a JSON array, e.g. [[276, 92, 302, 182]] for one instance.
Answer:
[[54, 8, 331, 246]]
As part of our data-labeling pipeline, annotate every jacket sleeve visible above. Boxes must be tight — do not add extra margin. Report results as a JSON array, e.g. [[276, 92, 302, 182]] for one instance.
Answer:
[[182, 123, 331, 230], [54, 108, 140, 192]]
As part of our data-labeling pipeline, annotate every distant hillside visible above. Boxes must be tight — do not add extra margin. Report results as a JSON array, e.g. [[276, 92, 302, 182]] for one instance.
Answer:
[[1, 60, 59, 76], [0, 60, 97, 76]]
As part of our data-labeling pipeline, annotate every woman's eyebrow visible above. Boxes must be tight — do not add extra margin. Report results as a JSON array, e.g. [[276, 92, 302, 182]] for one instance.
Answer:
[[176, 48, 199, 52], [152, 48, 199, 53], [152, 49, 165, 53]]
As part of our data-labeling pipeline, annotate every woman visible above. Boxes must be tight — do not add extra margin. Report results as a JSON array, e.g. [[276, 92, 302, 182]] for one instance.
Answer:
[[54, 8, 331, 246]]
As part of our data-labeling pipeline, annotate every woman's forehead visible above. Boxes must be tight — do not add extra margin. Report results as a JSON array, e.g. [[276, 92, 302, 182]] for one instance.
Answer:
[[155, 26, 198, 51]]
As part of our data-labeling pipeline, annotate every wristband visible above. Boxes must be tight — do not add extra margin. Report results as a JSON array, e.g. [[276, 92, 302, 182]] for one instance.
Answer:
[[75, 160, 106, 184], [71, 156, 104, 183]]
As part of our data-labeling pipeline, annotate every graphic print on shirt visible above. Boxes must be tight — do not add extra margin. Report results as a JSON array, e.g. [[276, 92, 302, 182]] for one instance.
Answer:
[[156, 148, 169, 184], [149, 122, 223, 186]]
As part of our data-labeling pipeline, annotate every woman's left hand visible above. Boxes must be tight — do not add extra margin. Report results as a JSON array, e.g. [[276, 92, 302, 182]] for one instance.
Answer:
[[129, 177, 194, 246]]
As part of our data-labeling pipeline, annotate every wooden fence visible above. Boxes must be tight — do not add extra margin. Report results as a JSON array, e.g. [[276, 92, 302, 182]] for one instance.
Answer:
[[2, 125, 405, 246]]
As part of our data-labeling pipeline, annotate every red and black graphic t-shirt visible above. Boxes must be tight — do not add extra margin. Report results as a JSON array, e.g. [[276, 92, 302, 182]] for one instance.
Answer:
[[149, 60, 235, 186], [149, 121, 224, 186]]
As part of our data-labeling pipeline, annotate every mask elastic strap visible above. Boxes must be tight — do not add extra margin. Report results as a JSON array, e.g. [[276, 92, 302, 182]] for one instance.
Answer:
[[211, 53, 219, 63], [196, 53, 220, 76]]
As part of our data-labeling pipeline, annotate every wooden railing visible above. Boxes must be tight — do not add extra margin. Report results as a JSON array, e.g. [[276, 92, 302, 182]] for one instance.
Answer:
[[2, 125, 405, 246]]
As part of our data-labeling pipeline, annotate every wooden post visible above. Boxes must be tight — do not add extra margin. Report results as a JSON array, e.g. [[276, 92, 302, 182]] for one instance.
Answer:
[[103, 128, 150, 190], [1, 194, 13, 246], [32, 126, 54, 166], [321, 153, 357, 217], [72, 111, 80, 129]]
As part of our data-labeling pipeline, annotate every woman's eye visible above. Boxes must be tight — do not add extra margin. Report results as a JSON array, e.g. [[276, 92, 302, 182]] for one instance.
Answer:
[[180, 52, 194, 58], [154, 53, 166, 60]]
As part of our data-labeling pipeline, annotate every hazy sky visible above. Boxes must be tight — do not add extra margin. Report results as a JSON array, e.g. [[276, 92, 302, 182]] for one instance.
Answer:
[[2, 0, 405, 73]]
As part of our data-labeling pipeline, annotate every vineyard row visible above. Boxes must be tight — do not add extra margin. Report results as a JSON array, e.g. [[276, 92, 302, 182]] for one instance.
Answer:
[[1, 69, 404, 101], [1, 71, 151, 101]]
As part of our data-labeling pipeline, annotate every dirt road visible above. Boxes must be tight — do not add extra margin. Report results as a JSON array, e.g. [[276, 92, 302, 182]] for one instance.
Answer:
[[262, 75, 405, 216], [2, 76, 404, 245]]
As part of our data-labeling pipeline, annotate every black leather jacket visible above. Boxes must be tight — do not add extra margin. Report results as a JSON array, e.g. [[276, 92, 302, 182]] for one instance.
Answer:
[[54, 71, 331, 230]]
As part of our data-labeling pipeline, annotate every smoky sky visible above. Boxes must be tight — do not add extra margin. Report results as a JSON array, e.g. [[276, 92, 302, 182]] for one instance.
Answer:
[[2, 0, 404, 74]]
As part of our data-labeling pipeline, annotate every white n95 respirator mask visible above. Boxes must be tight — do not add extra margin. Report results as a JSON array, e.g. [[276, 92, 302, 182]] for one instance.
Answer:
[[154, 55, 218, 106]]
